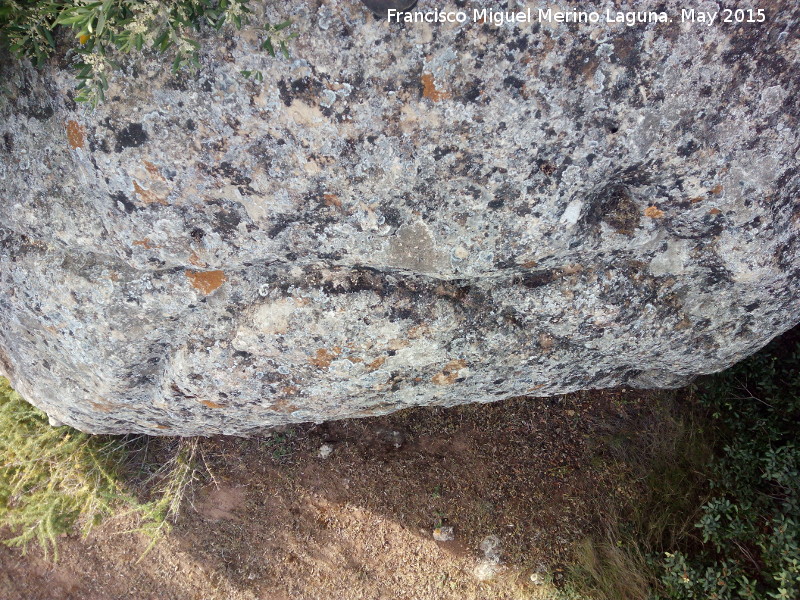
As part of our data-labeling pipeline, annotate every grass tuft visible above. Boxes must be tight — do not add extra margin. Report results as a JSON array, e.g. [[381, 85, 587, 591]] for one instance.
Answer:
[[0, 377, 201, 560], [566, 327, 800, 600]]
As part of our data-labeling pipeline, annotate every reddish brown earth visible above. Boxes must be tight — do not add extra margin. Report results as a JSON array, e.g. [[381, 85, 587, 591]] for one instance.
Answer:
[[0, 389, 667, 600]]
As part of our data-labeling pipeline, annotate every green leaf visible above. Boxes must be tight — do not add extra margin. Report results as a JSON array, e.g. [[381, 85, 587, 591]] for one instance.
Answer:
[[153, 30, 168, 49], [96, 0, 112, 38], [39, 26, 55, 49]]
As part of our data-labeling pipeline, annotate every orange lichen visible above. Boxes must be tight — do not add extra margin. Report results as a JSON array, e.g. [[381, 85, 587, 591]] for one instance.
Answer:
[[432, 359, 467, 385], [200, 399, 224, 409], [309, 347, 342, 368], [709, 184, 724, 195], [188, 251, 207, 267], [143, 160, 165, 180], [708, 208, 722, 215], [133, 238, 155, 249], [65, 120, 85, 150], [133, 180, 167, 205], [367, 356, 386, 370], [421, 73, 450, 102], [186, 269, 226, 294], [323, 193, 342, 208], [644, 206, 665, 219]]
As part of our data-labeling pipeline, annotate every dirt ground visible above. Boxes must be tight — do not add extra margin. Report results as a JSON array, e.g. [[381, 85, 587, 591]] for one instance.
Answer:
[[0, 388, 669, 600]]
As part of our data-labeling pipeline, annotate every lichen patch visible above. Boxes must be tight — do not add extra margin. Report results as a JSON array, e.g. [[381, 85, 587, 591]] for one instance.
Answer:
[[186, 270, 226, 294], [309, 347, 342, 368], [432, 359, 468, 385], [200, 399, 224, 409], [644, 206, 665, 219], [133, 180, 167, 205], [143, 160, 165, 181], [65, 120, 85, 149], [422, 73, 450, 102], [188, 252, 207, 267]]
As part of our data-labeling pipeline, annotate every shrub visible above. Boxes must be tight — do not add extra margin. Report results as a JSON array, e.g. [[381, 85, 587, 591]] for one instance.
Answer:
[[0, 1, 294, 106], [0, 377, 198, 559], [567, 328, 800, 600], [661, 332, 800, 600], [568, 392, 713, 600]]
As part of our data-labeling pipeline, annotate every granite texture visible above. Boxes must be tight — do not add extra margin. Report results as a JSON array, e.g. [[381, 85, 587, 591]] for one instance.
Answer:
[[1, 1, 799, 434]]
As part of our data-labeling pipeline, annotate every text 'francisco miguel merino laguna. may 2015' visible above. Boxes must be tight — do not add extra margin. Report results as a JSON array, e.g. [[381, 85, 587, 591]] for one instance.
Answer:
[[386, 7, 767, 26]]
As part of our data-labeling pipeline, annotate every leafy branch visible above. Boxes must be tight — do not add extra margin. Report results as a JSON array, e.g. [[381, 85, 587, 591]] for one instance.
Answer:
[[0, 1, 297, 107]]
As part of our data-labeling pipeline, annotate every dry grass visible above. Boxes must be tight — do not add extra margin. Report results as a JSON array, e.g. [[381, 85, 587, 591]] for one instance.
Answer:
[[566, 389, 715, 599], [0, 377, 204, 561]]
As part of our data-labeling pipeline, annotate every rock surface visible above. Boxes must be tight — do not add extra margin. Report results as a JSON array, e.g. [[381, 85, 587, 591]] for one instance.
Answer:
[[1, 1, 799, 435]]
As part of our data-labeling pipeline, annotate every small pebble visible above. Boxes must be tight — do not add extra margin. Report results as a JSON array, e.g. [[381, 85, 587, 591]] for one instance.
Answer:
[[433, 526, 454, 542], [530, 572, 547, 585], [318, 444, 333, 459], [473, 559, 502, 582], [479, 534, 502, 563]]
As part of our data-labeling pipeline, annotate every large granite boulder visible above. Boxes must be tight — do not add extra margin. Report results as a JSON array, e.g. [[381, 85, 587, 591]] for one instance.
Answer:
[[1, 1, 799, 435]]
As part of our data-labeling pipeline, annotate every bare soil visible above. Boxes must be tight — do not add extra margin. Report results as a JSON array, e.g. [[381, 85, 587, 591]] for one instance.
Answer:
[[0, 389, 668, 600]]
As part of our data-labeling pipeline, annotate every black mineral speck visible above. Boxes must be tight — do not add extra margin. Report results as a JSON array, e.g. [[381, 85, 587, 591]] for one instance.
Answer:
[[215, 209, 242, 236], [462, 85, 482, 103], [214, 162, 251, 186], [677, 140, 698, 157], [115, 123, 148, 151], [25, 104, 54, 121], [487, 199, 504, 209], [111, 191, 136, 213], [277, 79, 293, 106], [503, 75, 525, 90], [433, 146, 454, 161]]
